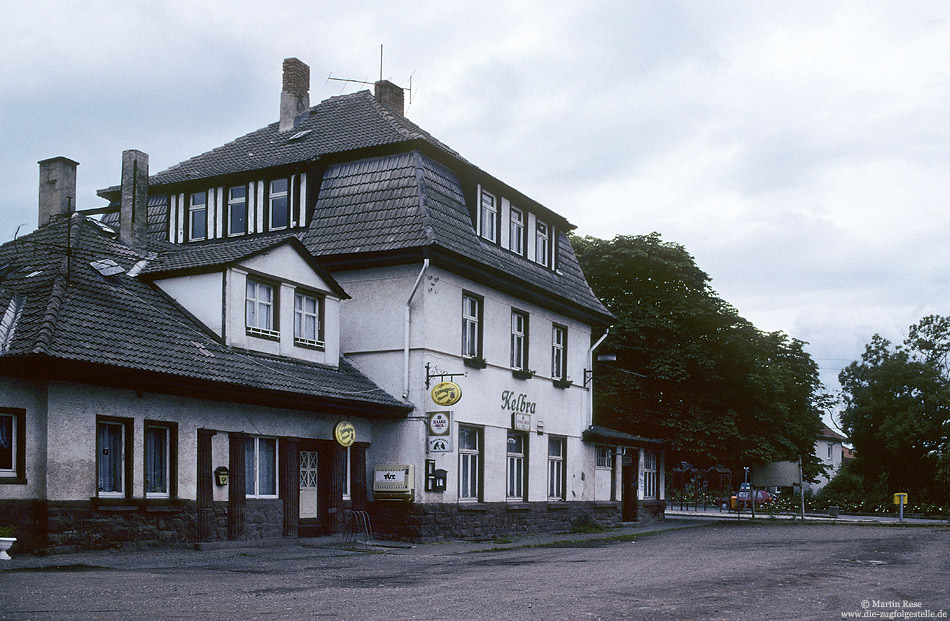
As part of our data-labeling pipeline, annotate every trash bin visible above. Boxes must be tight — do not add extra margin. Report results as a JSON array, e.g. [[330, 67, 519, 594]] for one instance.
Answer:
[[828, 506, 839, 518], [730, 496, 738, 511]]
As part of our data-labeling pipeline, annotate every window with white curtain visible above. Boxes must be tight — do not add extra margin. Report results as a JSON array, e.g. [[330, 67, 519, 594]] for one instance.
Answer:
[[507, 431, 526, 500], [245, 436, 278, 498], [145, 424, 171, 497], [97, 420, 128, 497]]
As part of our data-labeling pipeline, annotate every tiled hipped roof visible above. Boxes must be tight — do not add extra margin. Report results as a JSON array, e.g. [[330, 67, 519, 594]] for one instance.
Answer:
[[300, 151, 613, 322], [0, 217, 409, 416], [102, 91, 463, 191]]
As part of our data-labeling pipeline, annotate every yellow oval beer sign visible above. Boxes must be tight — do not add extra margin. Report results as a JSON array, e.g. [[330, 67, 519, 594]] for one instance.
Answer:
[[334, 421, 356, 447], [431, 381, 462, 407]]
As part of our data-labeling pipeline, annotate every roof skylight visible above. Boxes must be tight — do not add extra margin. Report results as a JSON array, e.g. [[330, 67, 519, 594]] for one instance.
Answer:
[[90, 259, 124, 277], [0, 294, 25, 354], [288, 129, 312, 142]]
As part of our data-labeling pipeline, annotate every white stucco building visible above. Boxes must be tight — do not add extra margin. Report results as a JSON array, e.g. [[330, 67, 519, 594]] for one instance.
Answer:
[[0, 59, 664, 551]]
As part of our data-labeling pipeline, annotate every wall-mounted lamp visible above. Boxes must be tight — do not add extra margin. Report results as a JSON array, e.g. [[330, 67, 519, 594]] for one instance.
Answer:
[[584, 353, 617, 386]]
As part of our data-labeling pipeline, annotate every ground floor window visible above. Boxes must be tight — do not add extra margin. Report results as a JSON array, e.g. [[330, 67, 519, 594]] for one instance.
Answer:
[[643, 450, 657, 498], [595, 445, 613, 469], [459, 426, 481, 501], [145, 422, 176, 498], [245, 436, 278, 498], [97, 418, 131, 497], [507, 431, 526, 500], [548, 436, 565, 500], [0, 408, 25, 480]]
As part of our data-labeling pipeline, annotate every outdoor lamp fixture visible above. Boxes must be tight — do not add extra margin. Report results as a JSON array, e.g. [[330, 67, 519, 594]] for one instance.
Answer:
[[584, 353, 617, 386]]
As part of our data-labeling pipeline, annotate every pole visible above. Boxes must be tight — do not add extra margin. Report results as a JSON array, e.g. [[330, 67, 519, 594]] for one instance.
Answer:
[[799, 456, 805, 521], [899, 497, 904, 524]]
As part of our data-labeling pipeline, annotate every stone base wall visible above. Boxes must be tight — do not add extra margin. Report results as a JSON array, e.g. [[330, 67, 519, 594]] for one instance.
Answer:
[[638, 499, 666, 523], [368, 501, 624, 542]]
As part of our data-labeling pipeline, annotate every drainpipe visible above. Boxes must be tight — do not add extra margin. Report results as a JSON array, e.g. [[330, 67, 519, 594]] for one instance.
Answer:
[[587, 328, 609, 428], [404, 259, 430, 399]]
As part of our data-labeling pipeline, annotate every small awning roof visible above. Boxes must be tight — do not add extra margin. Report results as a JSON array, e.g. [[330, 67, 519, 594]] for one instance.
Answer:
[[582, 425, 665, 449]]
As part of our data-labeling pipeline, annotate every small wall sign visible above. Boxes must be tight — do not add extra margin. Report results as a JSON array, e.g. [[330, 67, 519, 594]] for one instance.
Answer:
[[428, 412, 450, 436], [431, 381, 462, 407], [512, 413, 531, 431], [334, 421, 356, 447]]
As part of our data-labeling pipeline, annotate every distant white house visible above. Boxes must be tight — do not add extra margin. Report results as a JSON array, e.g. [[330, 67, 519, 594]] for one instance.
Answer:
[[807, 424, 846, 492]]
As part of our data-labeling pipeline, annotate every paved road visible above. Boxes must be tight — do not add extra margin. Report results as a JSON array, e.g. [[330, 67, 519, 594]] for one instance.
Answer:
[[1, 519, 948, 620]]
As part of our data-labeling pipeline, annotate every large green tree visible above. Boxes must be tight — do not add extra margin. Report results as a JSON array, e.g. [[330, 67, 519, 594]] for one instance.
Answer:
[[838, 317, 950, 501], [573, 233, 824, 473]]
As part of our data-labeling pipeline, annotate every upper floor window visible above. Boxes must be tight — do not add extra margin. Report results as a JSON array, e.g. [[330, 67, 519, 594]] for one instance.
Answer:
[[246, 279, 278, 338], [462, 294, 482, 358], [511, 310, 528, 371], [269, 178, 290, 230], [294, 290, 324, 348], [535, 220, 550, 267], [552, 324, 567, 381], [228, 185, 247, 237], [189, 191, 207, 241], [479, 190, 497, 242], [509, 207, 524, 254], [245, 436, 278, 498]]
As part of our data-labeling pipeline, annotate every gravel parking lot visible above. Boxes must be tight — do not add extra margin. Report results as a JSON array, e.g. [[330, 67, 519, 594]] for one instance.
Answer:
[[1, 518, 948, 620]]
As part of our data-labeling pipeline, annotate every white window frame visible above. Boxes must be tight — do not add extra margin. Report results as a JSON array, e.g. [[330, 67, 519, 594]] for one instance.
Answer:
[[509, 206, 524, 254], [227, 185, 247, 237], [507, 431, 526, 501], [342, 446, 351, 501], [511, 310, 528, 371], [97, 420, 128, 498], [479, 190, 497, 242], [462, 294, 481, 358], [294, 290, 324, 348], [0, 411, 16, 476], [643, 451, 657, 499], [246, 279, 278, 338], [458, 426, 481, 501], [189, 191, 207, 241], [269, 178, 290, 230], [144, 424, 171, 498], [535, 220, 550, 267], [552, 324, 567, 380], [245, 436, 279, 498], [548, 436, 565, 500], [595, 446, 613, 469]]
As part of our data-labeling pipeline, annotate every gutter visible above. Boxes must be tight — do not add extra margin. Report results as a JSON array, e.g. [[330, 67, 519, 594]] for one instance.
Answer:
[[587, 328, 609, 429], [404, 259, 429, 399]]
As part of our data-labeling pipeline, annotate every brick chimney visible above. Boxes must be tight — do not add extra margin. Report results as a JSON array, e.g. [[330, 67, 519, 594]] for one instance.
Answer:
[[374, 80, 404, 116], [279, 57, 310, 132], [38, 157, 79, 227], [119, 150, 149, 251]]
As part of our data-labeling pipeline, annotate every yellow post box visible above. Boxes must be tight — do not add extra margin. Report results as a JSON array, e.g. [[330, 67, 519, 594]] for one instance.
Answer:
[[892, 492, 908, 505]]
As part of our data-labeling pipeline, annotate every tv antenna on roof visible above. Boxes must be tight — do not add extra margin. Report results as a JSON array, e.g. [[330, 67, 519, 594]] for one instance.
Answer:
[[327, 44, 415, 108]]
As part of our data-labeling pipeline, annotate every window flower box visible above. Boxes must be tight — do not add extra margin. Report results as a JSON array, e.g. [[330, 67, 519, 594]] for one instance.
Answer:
[[553, 378, 573, 389], [512, 369, 535, 380], [463, 356, 487, 369]]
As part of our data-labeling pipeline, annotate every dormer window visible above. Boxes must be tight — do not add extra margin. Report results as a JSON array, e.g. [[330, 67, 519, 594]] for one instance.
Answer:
[[189, 191, 207, 241], [509, 207, 524, 255], [228, 185, 247, 236], [294, 290, 325, 349], [246, 278, 278, 339], [535, 220, 550, 267], [479, 190, 497, 242], [269, 178, 290, 230]]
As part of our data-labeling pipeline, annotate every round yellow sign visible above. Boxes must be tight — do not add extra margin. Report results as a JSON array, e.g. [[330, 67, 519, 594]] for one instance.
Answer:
[[431, 381, 462, 407], [334, 421, 356, 447]]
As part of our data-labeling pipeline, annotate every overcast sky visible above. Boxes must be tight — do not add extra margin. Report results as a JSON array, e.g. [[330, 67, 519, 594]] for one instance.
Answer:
[[3, 1, 949, 408]]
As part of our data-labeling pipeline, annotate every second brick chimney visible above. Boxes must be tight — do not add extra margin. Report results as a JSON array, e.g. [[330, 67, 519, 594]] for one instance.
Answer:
[[374, 80, 404, 116], [279, 58, 311, 132], [119, 150, 149, 251]]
